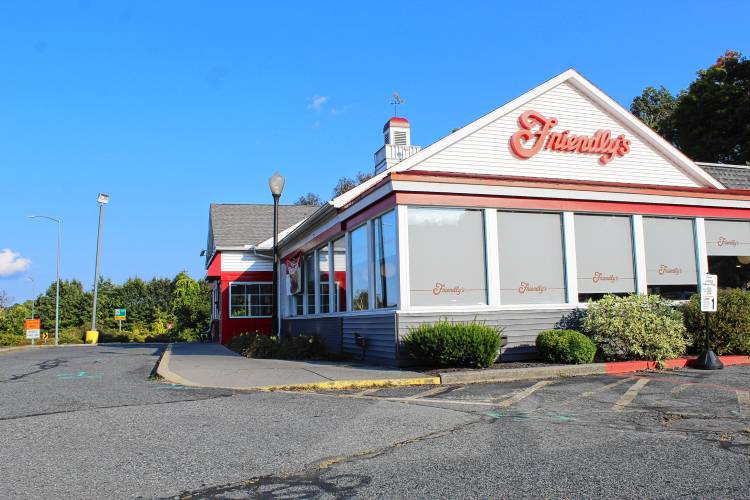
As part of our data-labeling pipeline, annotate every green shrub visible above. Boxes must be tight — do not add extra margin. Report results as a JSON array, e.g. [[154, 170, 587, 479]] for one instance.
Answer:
[[583, 294, 687, 361], [0, 333, 28, 346], [57, 326, 84, 344], [536, 329, 596, 364], [404, 319, 502, 368], [683, 288, 750, 355], [226, 332, 327, 360]]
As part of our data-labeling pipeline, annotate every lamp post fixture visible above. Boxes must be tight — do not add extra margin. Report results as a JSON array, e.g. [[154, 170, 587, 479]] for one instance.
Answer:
[[91, 193, 110, 334], [268, 172, 285, 337], [27, 215, 61, 345]]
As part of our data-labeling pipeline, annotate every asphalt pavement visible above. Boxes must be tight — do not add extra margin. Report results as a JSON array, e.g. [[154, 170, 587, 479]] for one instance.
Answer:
[[1, 345, 748, 499]]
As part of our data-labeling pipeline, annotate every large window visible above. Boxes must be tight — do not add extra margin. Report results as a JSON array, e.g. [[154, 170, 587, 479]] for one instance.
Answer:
[[408, 207, 487, 306], [706, 220, 750, 289], [373, 210, 398, 308], [305, 252, 316, 314], [350, 224, 370, 310], [497, 211, 566, 304], [644, 217, 697, 299], [333, 237, 347, 312], [318, 245, 330, 314], [575, 214, 635, 301], [230, 283, 272, 318]]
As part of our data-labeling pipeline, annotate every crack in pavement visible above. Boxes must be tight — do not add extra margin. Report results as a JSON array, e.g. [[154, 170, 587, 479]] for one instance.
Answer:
[[0, 358, 68, 383]]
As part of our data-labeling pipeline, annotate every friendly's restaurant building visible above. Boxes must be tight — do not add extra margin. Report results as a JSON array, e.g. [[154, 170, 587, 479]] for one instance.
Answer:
[[205, 69, 750, 364]]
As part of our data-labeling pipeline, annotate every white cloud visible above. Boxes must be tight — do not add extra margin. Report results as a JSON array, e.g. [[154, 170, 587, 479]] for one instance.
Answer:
[[307, 95, 329, 112], [0, 249, 31, 278]]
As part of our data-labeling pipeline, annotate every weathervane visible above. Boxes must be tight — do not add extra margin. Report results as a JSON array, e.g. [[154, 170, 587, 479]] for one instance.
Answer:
[[391, 92, 405, 116]]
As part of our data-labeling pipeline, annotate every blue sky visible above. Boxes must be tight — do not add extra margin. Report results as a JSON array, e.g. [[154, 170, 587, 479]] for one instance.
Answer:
[[1, 0, 748, 303]]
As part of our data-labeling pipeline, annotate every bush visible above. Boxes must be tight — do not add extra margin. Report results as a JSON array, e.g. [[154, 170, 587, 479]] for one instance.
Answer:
[[683, 288, 750, 355], [0, 333, 27, 346], [536, 329, 596, 364], [583, 294, 687, 361], [404, 319, 502, 368], [226, 332, 328, 360]]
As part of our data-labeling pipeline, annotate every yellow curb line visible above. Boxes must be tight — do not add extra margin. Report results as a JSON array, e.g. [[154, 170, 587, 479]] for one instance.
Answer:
[[257, 376, 441, 392], [155, 343, 440, 392]]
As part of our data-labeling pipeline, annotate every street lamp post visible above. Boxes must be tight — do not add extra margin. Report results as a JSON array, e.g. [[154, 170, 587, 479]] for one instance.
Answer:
[[268, 172, 285, 337], [27, 215, 61, 345], [27, 276, 35, 319], [90, 193, 110, 335]]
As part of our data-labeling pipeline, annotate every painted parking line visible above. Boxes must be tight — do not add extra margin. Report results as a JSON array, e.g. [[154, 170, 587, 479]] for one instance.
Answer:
[[579, 377, 634, 399], [407, 386, 456, 400], [494, 380, 555, 408], [737, 390, 750, 418], [611, 378, 650, 412]]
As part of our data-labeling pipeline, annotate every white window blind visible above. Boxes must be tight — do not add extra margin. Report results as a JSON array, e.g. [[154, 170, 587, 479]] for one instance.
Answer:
[[408, 207, 487, 306], [575, 214, 635, 294], [497, 211, 566, 304], [705, 220, 750, 256], [643, 217, 697, 285]]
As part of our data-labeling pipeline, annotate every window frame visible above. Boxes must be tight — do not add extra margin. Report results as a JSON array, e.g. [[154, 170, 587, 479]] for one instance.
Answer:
[[228, 281, 274, 319]]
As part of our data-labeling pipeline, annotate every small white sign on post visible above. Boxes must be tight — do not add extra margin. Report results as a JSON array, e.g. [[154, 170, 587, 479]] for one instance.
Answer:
[[701, 274, 718, 312]]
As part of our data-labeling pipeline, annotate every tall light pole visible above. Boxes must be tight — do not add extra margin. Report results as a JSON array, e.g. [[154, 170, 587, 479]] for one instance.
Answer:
[[268, 172, 285, 337], [90, 193, 110, 335], [27, 276, 35, 319], [27, 215, 61, 345]]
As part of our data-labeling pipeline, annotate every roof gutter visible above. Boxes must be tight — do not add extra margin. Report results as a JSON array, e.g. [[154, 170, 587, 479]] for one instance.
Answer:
[[277, 202, 337, 250]]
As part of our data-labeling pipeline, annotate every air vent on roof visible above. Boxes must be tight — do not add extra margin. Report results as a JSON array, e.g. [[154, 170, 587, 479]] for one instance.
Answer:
[[393, 130, 407, 145]]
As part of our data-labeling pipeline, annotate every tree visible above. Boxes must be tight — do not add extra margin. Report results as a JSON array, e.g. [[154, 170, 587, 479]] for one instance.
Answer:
[[294, 192, 323, 206], [171, 272, 211, 337], [671, 51, 750, 164], [632, 50, 750, 165], [0, 290, 11, 310], [332, 171, 373, 198], [36, 280, 89, 331], [630, 85, 679, 137]]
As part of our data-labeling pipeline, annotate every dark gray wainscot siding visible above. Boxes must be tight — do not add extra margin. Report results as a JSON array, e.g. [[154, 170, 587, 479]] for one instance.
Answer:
[[396, 308, 575, 362], [282, 312, 399, 365]]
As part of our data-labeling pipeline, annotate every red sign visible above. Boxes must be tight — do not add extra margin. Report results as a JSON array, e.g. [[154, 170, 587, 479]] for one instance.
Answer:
[[510, 110, 631, 165]]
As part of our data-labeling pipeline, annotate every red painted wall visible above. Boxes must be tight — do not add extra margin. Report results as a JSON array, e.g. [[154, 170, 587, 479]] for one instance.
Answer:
[[217, 269, 274, 344]]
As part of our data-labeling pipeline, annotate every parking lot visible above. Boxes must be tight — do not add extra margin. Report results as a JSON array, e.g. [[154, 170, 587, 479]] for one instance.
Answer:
[[1, 346, 748, 499]]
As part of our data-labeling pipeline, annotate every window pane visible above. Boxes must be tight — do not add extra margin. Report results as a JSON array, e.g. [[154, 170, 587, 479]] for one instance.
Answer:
[[644, 218, 697, 285], [408, 207, 487, 306], [497, 212, 566, 304], [575, 214, 635, 298], [305, 252, 316, 314], [333, 237, 347, 312], [318, 245, 330, 313], [350, 224, 370, 310], [374, 210, 398, 308], [705, 220, 750, 256]]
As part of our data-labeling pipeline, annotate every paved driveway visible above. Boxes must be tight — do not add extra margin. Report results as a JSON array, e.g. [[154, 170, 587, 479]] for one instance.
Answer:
[[0, 345, 748, 499]]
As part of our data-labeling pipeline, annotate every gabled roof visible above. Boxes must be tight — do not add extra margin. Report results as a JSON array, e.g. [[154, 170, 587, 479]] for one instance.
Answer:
[[208, 203, 318, 261], [696, 163, 750, 190]]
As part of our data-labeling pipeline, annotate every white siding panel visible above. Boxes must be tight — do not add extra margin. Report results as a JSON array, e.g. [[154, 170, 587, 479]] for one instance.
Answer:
[[220, 252, 273, 272], [413, 82, 700, 187]]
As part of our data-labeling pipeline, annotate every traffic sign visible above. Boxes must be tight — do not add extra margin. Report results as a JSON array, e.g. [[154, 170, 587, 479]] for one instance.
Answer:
[[700, 274, 718, 312], [25, 318, 41, 340], [114, 308, 127, 321]]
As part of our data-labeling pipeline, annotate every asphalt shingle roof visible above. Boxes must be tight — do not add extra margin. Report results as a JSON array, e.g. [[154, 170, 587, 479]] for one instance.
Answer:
[[696, 163, 750, 190], [209, 203, 319, 250]]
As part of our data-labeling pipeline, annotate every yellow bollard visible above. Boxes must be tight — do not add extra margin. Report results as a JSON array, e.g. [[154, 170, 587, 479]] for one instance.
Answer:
[[85, 330, 99, 345]]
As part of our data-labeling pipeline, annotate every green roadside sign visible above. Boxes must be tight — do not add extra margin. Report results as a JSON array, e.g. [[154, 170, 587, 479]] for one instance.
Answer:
[[114, 308, 127, 321]]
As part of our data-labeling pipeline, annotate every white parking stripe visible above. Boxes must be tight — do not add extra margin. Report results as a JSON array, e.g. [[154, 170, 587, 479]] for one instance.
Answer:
[[737, 390, 750, 418], [407, 386, 456, 400], [611, 378, 650, 412], [494, 380, 555, 408], [580, 377, 634, 398]]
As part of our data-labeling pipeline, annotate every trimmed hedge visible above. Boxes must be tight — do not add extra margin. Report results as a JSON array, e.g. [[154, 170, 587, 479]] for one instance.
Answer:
[[683, 288, 750, 355], [583, 294, 687, 361], [404, 319, 502, 368], [536, 329, 596, 364], [226, 333, 327, 360]]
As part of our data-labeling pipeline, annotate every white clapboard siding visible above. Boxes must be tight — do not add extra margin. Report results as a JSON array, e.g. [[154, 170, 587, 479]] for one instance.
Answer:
[[413, 82, 700, 187], [220, 252, 273, 272]]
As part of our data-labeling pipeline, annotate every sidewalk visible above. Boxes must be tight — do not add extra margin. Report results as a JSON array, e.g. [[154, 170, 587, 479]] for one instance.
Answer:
[[157, 342, 439, 390]]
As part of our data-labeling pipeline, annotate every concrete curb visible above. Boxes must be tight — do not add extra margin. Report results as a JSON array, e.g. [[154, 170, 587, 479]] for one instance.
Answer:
[[438, 355, 750, 385], [155, 343, 441, 392]]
